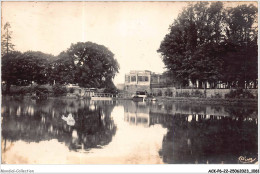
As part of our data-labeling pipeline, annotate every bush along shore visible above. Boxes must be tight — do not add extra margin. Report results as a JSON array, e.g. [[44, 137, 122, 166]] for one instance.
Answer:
[[2, 84, 81, 99]]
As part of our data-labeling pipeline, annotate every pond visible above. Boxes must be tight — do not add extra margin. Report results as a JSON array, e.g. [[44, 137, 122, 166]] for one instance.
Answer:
[[1, 97, 258, 164]]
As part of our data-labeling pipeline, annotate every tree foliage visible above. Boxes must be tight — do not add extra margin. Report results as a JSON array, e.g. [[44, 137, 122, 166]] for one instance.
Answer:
[[52, 42, 119, 88], [1, 41, 119, 93], [158, 2, 257, 88], [222, 4, 258, 88], [1, 22, 15, 56], [2, 51, 23, 93], [2, 51, 54, 93], [19, 51, 54, 85], [47, 51, 75, 85]]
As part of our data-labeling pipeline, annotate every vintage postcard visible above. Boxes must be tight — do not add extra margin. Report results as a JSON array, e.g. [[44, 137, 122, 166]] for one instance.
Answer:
[[1, 1, 258, 173]]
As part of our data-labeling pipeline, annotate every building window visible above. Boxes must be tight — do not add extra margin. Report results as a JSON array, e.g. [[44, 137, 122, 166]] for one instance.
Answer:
[[138, 76, 148, 82], [131, 76, 136, 82], [125, 75, 130, 83]]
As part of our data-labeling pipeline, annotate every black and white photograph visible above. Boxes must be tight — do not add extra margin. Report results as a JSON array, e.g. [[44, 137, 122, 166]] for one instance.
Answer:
[[0, 0, 258, 173]]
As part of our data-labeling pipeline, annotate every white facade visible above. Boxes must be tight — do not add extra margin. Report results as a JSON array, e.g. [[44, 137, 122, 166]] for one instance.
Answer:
[[125, 70, 151, 86]]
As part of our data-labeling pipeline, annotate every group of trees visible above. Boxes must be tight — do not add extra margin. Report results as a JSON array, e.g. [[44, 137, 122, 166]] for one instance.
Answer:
[[1, 23, 119, 94], [2, 51, 53, 93], [158, 2, 257, 89]]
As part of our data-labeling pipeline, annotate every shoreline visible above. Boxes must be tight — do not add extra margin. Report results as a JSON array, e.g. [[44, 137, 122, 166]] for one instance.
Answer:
[[156, 97, 257, 106], [116, 96, 257, 106], [2, 95, 257, 107]]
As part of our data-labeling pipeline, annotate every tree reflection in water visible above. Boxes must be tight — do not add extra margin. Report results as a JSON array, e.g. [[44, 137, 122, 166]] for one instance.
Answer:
[[156, 113, 258, 164], [2, 97, 117, 152]]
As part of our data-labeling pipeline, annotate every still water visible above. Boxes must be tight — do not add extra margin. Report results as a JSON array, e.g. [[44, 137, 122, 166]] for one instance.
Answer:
[[1, 97, 258, 164]]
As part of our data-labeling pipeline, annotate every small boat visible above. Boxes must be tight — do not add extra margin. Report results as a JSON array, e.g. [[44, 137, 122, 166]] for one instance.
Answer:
[[132, 91, 147, 102]]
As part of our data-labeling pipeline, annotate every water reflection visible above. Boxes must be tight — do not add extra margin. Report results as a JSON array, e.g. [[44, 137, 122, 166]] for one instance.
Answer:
[[119, 100, 258, 164], [124, 102, 150, 127], [159, 114, 258, 164], [1, 97, 258, 164], [2, 97, 117, 152]]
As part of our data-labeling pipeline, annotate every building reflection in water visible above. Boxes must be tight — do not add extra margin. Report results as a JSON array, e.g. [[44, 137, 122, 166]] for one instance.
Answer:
[[1, 97, 258, 164], [124, 102, 150, 127], [121, 100, 258, 164]]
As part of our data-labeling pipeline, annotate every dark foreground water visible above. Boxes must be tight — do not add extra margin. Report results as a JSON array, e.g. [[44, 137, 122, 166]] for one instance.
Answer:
[[1, 97, 258, 164]]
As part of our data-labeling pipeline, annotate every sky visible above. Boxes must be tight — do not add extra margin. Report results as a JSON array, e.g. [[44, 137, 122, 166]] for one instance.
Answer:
[[1, 1, 257, 85]]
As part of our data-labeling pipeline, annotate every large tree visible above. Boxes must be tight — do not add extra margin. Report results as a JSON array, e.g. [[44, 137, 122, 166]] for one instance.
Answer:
[[158, 2, 225, 88], [158, 2, 257, 89], [54, 42, 119, 89], [2, 51, 54, 93], [1, 22, 15, 56]]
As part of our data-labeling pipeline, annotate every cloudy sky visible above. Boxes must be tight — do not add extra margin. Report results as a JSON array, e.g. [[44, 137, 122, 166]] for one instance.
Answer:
[[1, 1, 255, 84]]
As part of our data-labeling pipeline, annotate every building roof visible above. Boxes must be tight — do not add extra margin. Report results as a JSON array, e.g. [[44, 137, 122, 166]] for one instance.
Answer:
[[128, 70, 151, 74]]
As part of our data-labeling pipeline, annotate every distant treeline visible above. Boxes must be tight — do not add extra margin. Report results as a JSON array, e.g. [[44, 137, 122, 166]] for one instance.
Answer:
[[158, 2, 258, 89]]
